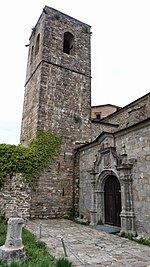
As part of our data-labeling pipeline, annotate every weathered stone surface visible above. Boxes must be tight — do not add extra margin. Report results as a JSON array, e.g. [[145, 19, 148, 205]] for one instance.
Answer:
[[19, 6, 92, 219], [5, 218, 24, 248], [26, 219, 150, 267], [0, 174, 31, 219], [101, 93, 150, 130], [0, 246, 25, 262], [78, 123, 150, 238], [0, 217, 25, 262]]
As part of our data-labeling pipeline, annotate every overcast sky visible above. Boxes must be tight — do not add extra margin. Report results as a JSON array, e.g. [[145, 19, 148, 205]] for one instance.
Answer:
[[0, 0, 150, 145]]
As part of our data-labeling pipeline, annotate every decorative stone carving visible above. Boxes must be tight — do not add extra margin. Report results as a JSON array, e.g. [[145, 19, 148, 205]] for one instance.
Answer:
[[117, 162, 136, 236], [88, 168, 98, 225], [104, 154, 111, 168]]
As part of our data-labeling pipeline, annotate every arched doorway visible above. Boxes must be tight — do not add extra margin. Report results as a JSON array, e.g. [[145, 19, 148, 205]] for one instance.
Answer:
[[104, 176, 121, 226]]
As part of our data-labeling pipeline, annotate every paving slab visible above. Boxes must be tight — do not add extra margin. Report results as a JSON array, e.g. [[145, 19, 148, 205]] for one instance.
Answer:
[[25, 219, 150, 267]]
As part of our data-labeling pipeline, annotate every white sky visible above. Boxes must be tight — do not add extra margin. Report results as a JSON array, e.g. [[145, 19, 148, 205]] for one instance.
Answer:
[[0, 0, 150, 145]]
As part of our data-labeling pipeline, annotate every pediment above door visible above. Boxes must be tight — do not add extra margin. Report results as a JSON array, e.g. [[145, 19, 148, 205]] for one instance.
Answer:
[[93, 133, 121, 173]]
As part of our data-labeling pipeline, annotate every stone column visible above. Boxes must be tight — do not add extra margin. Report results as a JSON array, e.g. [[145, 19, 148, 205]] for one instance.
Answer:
[[5, 217, 24, 248], [117, 154, 136, 236], [89, 169, 98, 225], [0, 217, 25, 263]]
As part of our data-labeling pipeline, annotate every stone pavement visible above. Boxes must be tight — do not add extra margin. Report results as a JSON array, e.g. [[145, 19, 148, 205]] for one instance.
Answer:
[[25, 219, 150, 267]]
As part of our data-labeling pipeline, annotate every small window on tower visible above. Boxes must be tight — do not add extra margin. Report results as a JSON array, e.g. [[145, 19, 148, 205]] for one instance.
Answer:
[[96, 113, 101, 120], [30, 45, 34, 64], [63, 32, 74, 55], [35, 33, 40, 56]]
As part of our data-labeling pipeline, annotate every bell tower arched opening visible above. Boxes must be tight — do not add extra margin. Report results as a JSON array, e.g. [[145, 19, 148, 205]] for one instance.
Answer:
[[63, 32, 74, 55]]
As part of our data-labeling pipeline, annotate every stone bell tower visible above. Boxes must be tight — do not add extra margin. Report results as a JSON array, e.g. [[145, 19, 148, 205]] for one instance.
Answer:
[[20, 6, 92, 218]]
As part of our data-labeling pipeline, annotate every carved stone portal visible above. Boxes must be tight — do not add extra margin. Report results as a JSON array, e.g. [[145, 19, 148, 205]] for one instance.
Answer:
[[89, 141, 136, 235]]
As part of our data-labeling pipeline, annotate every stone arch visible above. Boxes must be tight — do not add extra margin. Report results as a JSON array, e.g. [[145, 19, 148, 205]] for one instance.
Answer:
[[96, 169, 119, 191], [95, 170, 121, 226]]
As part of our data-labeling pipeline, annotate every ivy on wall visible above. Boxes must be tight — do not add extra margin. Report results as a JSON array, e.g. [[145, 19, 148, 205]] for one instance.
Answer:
[[0, 129, 62, 187]]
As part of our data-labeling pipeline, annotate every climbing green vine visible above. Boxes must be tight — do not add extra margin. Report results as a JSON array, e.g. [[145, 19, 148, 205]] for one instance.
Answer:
[[0, 129, 62, 187]]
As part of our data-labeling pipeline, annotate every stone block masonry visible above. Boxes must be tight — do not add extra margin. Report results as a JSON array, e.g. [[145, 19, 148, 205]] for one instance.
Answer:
[[0, 174, 31, 219], [20, 6, 92, 218]]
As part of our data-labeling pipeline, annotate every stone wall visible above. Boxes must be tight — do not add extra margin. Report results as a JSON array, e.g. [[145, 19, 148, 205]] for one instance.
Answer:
[[78, 143, 98, 220], [115, 122, 150, 237], [78, 121, 150, 237], [20, 65, 42, 144], [29, 152, 74, 219], [20, 6, 92, 146], [91, 121, 118, 141], [102, 93, 150, 130], [0, 174, 31, 219]]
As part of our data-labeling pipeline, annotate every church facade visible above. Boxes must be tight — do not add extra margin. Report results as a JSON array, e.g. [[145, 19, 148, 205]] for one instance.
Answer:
[[77, 93, 150, 237], [0, 6, 149, 238]]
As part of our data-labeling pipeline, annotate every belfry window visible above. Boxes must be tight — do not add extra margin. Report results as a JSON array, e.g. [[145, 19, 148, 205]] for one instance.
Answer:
[[30, 45, 34, 64], [35, 33, 40, 56], [63, 32, 74, 55]]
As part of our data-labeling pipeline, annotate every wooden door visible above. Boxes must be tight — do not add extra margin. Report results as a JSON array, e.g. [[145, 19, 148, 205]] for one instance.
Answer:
[[104, 176, 121, 226]]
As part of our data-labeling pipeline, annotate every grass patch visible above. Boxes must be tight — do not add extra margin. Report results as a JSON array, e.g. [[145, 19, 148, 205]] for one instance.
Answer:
[[73, 217, 89, 225], [55, 258, 72, 267], [0, 220, 72, 267], [0, 220, 6, 246], [120, 231, 150, 246]]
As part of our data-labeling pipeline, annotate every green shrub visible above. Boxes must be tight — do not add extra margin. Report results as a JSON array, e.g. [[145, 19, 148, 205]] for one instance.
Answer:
[[8, 262, 20, 267], [0, 128, 61, 187], [120, 231, 150, 246], [35, 240, 47, 249], [120, 231, 133, 240], [97, 218, 103, 225], [55, 258, 72, 267], [0, 221, 6, 246], [0, 260, 22, 267], [136, 237, 150, 246]]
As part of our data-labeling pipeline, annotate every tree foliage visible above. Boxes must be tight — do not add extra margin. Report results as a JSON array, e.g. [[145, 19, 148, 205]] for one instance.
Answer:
[[0, 129, 61, 187]]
